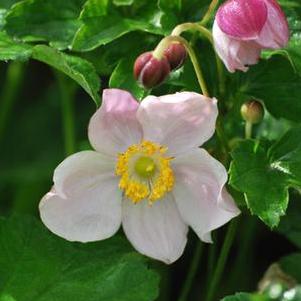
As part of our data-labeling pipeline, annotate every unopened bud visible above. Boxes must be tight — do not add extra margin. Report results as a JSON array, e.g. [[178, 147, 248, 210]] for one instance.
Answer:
[[241, 100, 264, 124], [133, 51, 170, 89], [164, 42, 187, 70]]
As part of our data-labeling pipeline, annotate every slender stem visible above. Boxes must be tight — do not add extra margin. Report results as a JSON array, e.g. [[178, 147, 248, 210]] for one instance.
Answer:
[[171, 23, 213, 42], [153, 35, 209, 96], [245, 121, 253, 139], [207, 241, 217, 282], [178, 242, 204, 301], [169, 22, 226, 97], [55, 72, 77, 156], [186, 41, 209, 96], [228, 217, 257, 290], [0, 62, 26, 143], [215, 56, 226, 96], [205, 219, 239, 301], [200, 0, 219, 25]]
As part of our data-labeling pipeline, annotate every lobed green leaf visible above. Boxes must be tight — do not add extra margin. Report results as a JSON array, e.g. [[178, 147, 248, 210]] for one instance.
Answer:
[[0, 215, 160, 301], [32, 45, 100, 104]]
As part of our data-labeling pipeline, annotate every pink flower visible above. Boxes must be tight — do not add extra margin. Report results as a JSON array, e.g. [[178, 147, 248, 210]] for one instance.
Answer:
[[213, 0, 289, 72], [39, 89, 240, 264]]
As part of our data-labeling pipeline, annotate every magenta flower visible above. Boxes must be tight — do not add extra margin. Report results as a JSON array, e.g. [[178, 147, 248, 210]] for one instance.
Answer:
[[39, 89, 240, 264], [213, 0, 289, 72]]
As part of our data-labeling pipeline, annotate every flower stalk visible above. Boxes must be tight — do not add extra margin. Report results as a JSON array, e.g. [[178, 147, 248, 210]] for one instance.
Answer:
[[177, 242, 204, 301], [205, 218, 239, 301], [201, 0, 220, 25], [153, 35, 209, 96], [0, 61, 26, 144], [55, 72, 77, 156]]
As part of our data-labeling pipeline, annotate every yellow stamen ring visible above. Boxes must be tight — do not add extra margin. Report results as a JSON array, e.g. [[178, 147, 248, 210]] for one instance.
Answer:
[[115, 140, 174, 204]]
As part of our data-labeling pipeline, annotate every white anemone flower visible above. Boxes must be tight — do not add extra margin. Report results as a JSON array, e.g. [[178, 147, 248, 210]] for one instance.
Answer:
[[39, 89, 240, 264]]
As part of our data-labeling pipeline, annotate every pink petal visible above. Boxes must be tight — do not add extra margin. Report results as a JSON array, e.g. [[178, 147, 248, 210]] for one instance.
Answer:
[[216, 0, 267, 40], [256, 0, 289, 48], [172, 148, 240, 242], [122, 195, 188, 264], [53, 151, 116, 198], [137, 92, 218, 156], [88, 89, 143, 156], [213, 21, 261, 73], [40, 151, 122, 242], [39, 182, 122, 242]]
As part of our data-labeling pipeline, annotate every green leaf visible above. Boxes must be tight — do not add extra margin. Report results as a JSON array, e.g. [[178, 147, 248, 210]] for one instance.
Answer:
[[233, 55, 301, 122], [0, 31, 32, 61], [109, 57, 146, 100], [282, 286, 301, 301], [72, 0, 167, 51], [32, 45, 100, 104], [0, 215, 160, 301], [113, 0, 134, 6], [229, 140, 289, 227], [221, 292, 269, 301], [0, 0, 21, 9], [230, 126, 301, 227], [4, 0, 86, 49], [280, 253, 301, 283], [278, 199, 301, 249], [269, 126, 301, 187], [158, 0, 181, 12], [0, 0, 22, 29]]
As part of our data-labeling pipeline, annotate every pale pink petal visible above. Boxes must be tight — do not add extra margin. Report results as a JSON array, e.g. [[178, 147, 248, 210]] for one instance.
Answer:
[[122, 195, 188, 264], [40, 150, 122, 242], [88, 89, 143, 156], [137, 92, 218, 156], [172, 148, 240, 243], [53, 150, 116, 198], [213, 21, 261, 73], [256, 0, 289, 49], [39, 178, 122, 242], [216, 0, 267, 40]]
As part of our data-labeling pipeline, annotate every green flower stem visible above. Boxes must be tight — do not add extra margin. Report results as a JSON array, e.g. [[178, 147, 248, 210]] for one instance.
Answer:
[[171, 23, 213, 42], [205, 218, 239, 301], [245, 121, 253, 139], [169, 22, 226, 97], [0, 61, 26, 143], [215, 55, 226, 97], [153, 35, 209, 96], [55, 71, 77, 156], [207, 240, 218, 282], [228, 217, 257, 290], [177, 242, 204, 301], [200, 0, 219, 25]]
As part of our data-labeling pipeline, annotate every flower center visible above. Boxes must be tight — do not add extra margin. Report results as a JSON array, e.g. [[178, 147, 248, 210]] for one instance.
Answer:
[[115, 140, 174, 204], [134, 156, 156, 178]]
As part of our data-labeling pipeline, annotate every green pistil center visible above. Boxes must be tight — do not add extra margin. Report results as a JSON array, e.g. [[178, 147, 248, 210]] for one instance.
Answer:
[[134, 156, 156, 178]]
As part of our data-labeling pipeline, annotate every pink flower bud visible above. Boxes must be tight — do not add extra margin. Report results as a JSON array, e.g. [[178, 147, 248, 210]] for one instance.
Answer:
[[133, 52, 170, 89], [213, 0, 289, 72], [164, 42, 187, 70], [241, 100, 264, 124]]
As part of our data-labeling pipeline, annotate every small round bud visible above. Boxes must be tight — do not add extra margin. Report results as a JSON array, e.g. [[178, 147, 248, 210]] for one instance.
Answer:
[[133, 51, 170, 89], [164, 42, 187, 70], [241, 100, 264, 124]]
